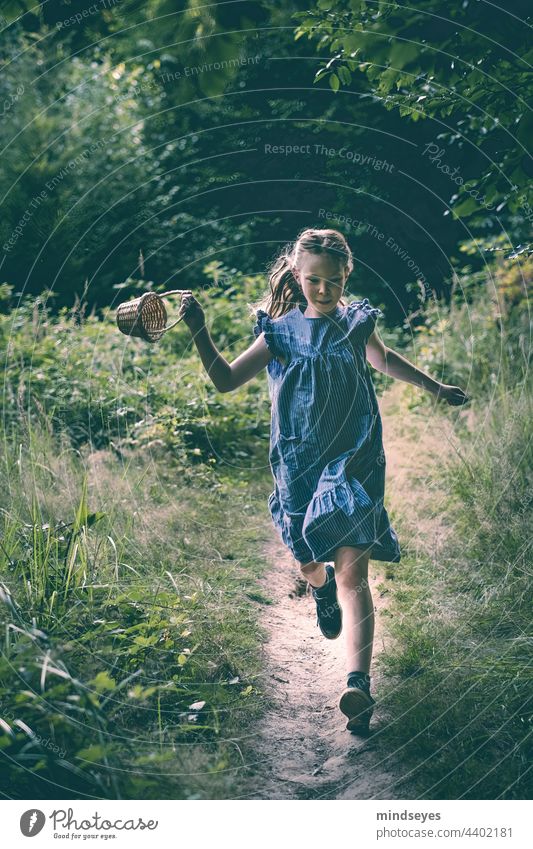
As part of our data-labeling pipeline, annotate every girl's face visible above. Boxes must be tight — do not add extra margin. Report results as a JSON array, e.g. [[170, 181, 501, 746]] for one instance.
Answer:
[[292, 252, 348, 315]]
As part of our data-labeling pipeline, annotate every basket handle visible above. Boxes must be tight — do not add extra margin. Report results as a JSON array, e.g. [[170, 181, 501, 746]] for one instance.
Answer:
[[155, 289, 188, 335]]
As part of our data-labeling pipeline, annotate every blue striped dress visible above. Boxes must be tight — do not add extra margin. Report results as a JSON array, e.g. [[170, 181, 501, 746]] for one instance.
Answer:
[[253, 298, 401, 564]]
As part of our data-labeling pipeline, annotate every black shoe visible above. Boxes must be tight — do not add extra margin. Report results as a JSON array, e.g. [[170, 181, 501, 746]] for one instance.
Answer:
[[311, 564, 342, 640], [339, 673, 375, 733]]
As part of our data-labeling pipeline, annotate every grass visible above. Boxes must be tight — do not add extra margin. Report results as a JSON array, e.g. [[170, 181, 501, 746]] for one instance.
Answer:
[[0, 414, 275, 799], [374, 287, 532, 799], [0, 277, 280, 798], [0, 258, 530, 799]]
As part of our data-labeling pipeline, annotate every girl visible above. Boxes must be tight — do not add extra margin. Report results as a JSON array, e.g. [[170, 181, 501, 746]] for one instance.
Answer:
[[178, 227, 469, 733]]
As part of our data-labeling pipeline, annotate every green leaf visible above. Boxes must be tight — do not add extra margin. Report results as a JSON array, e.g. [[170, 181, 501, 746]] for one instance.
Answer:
[[338, 66, 352, 85], [329, 73, 340, 92], [452, 196, 481, 218], [314, 67, 329, 83], [86, 511, 106, 527], [133, 635, 158, 647], [92, 671, 116, 692], [76, 744, 105, 763]]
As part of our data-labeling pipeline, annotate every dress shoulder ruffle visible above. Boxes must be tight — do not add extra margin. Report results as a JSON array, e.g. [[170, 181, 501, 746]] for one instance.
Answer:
[[253, 309, 276, 352], [345, 298, 383, 344], [253, 309, 285, 375]]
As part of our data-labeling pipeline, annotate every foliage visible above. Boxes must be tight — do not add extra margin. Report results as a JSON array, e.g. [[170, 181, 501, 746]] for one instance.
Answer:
[[0, 266, 271, 456], [0, 414, 270, 798], [377, 271, 532, 799], [0, 0, 531, 801], [2, 4, 481, 316], [380, 387, 532, 798], [294, 0, 533, 237], [0, 33, 162, 305], [0, 267, 275, 795], [398, 239, 531, 405]]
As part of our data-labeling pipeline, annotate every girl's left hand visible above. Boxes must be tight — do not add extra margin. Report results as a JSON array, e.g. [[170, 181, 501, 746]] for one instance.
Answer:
[[436, 384, 470, 405]]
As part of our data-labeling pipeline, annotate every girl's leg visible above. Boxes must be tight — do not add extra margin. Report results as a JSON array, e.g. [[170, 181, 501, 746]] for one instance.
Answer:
[[297, 559, 327, 588], [333, 546, 374, 674]]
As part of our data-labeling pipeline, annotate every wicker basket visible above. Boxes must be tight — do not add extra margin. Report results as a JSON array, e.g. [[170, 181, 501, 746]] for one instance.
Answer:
[[116, 290, 186, 343]]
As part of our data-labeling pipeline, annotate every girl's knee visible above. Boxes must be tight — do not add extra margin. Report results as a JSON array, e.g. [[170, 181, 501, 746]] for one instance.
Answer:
[[333, 547, 370, 585]]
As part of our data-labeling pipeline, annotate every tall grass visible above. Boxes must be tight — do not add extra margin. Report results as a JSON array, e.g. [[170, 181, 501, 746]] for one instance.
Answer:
[[1, 254, 530, 798], [0, 417, 273, 798], [377, 263, 532, 799], [0, 277, 277, 798]]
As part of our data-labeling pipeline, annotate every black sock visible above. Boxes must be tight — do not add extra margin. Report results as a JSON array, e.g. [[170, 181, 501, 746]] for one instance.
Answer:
[[347, 670, 371, 692]]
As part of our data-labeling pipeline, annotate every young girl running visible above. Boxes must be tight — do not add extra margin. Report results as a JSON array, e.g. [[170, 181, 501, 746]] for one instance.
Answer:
[[178, 227, 469, 733]]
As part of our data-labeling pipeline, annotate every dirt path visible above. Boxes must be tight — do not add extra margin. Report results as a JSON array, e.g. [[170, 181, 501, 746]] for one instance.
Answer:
[[242, 385, 458, 799], [244, 538, 406, 800]]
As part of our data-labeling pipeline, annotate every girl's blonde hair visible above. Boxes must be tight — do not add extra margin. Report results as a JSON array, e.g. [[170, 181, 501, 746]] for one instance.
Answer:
[[250, 227, 354, 319]]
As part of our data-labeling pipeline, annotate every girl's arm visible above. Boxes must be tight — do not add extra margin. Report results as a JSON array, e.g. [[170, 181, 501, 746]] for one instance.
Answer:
[[366, 327, 470, 405], [178, 291, 273, 393]]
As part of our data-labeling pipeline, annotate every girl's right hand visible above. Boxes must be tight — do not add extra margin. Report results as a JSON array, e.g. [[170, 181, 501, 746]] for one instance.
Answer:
[[436, 383, 470, 405], [178, 290, 205, 333]]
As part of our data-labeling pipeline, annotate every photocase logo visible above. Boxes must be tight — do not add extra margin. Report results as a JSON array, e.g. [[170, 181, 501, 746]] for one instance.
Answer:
[[20, 809, 46, 837]]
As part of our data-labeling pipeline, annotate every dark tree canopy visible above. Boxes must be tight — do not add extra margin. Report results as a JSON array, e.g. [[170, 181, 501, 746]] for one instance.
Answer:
[[294, 0, 533, 232], [0, 0, 530, 317]]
